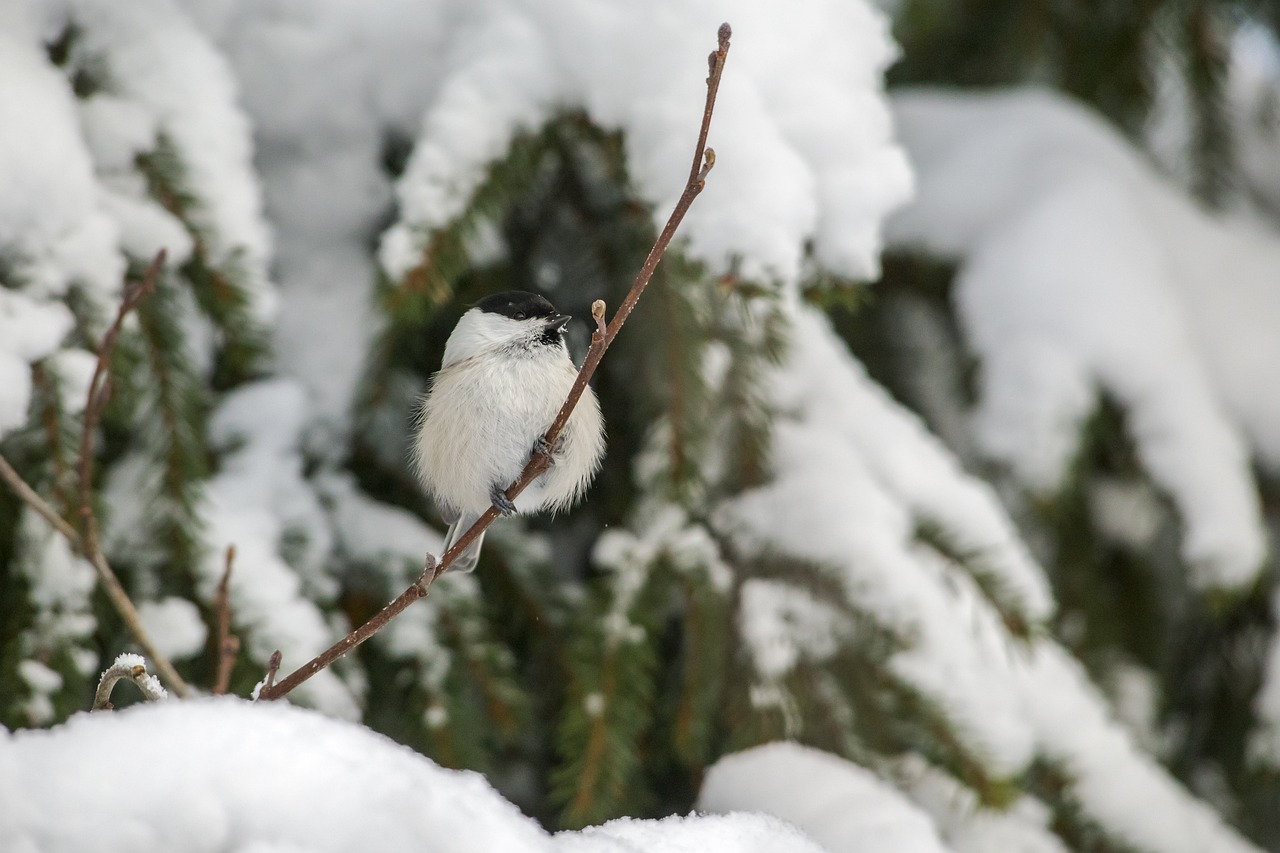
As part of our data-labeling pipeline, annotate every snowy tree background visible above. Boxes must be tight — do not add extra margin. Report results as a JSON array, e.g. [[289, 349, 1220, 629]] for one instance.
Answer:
[[2, 0, 1280, 851]]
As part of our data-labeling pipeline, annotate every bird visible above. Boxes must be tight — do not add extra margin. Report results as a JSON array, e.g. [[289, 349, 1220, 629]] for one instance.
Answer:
[[413, 291, 605, 573]]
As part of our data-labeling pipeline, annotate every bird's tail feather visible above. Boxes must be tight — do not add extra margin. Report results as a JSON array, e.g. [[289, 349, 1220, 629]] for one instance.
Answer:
[[443, 512, 485, 574]]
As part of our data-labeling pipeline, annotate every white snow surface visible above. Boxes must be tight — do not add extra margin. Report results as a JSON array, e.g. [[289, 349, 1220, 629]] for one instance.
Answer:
[[558, 813, 827, 853], [0, 699, 554, 853], [887, 87, 1272, 590], [699, 743, 951, 853], [0, 699, 829, 853], [718, 305, 1263, 853], [135, 597, 208, 660]]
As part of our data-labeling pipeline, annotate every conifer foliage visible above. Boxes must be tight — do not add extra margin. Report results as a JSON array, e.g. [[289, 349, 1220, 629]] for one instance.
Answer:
[[2, 2, 1279, 852]]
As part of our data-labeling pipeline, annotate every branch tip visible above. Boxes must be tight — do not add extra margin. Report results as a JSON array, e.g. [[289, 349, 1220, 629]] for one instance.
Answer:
[[718, 22, 732, 47], [263, 650, 282, 694]]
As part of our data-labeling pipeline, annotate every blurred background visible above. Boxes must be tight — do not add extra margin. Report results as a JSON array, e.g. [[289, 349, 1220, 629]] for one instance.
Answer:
[[2, 0, 1280, 850]]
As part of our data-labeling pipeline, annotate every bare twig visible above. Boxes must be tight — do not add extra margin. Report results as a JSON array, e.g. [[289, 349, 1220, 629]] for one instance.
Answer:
[[78, 250, 166, 542], [0, 454, 81, 542], [212, 545, 241, 695], [76, 251, 190, 697], [259, 22, 733, 702], [254, 650, 283, 700], [0, 251, 192, 698], [92, 653, 168, 711], [2, 444, 190, 697]]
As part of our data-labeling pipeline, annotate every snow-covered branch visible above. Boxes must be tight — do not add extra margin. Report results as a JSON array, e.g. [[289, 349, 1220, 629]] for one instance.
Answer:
[[92, 653, 168, 710]]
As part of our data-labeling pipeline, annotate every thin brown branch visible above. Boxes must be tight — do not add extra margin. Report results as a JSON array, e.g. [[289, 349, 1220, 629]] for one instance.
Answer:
[[72, 251, 190, 697], [0, 458, 170, 701], [92, 654, 168, 711], [0, 258, 190, 697], [0, 453, 81, 543], [78, 250, 165, 544], [212, 545, 241, 694], [259, 22, 733, 702]]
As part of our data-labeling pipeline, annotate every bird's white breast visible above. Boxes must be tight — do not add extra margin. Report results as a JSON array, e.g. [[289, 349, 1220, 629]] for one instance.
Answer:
[[415, 338, 603, 517]]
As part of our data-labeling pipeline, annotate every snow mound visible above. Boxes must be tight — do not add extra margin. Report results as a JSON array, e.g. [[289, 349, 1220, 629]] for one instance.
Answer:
[[887, 87, 1272, 590], [699, 742, 950, 853], [0, 699, 554, 853], [0, 699, 832, 853]]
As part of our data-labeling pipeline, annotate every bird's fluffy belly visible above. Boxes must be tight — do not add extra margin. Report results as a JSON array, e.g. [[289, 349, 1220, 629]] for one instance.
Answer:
[[415, 352, 584, 515]]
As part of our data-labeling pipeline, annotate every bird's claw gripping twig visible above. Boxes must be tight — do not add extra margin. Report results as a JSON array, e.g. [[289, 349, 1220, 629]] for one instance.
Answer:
[[490, 484, 518, 517], [533, 434, 563, 462]]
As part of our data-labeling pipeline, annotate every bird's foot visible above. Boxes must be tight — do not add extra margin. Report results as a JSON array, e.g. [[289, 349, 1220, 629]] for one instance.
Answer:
[[532, 434, 564, 463], [490, 484, 518, 517]]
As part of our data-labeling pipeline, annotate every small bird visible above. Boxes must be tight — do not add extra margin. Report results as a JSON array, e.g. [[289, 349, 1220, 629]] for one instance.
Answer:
[[413, 291, 606, 573]]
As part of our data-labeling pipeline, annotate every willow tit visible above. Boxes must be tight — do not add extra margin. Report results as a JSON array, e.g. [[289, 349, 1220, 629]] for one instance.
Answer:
[[413, 291, 605, 573]]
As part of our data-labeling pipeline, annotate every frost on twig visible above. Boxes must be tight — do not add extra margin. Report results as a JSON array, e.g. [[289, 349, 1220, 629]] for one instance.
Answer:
[[257, 22, 733, 703], [92, 653, 169, 711]]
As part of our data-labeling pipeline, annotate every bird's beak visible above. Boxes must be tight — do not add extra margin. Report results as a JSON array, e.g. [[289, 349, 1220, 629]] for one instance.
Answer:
[[547, 314, 571, 334]]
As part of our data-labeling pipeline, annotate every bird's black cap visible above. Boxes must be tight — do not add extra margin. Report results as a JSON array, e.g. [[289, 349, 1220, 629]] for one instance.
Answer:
[[474, 291, 559, 321]]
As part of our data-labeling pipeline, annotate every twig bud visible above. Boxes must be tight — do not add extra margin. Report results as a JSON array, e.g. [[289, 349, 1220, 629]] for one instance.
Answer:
[[416, 554, 439, 595], [256, 649, 283, 698], [718, 22, 732, 48], [698, 147, 716, 182], [591, 299, 607, 335]]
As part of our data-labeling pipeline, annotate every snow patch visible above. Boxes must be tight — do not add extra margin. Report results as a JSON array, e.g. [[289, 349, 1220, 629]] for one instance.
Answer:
[[887, 88, 1271, 590], [699, 743, 950, 853], [381, 0, 911, 288], [136, 597, 208, 660]]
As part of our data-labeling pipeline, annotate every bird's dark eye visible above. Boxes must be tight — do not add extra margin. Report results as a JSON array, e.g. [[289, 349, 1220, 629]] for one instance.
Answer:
[[514, 312, 526, 320]]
